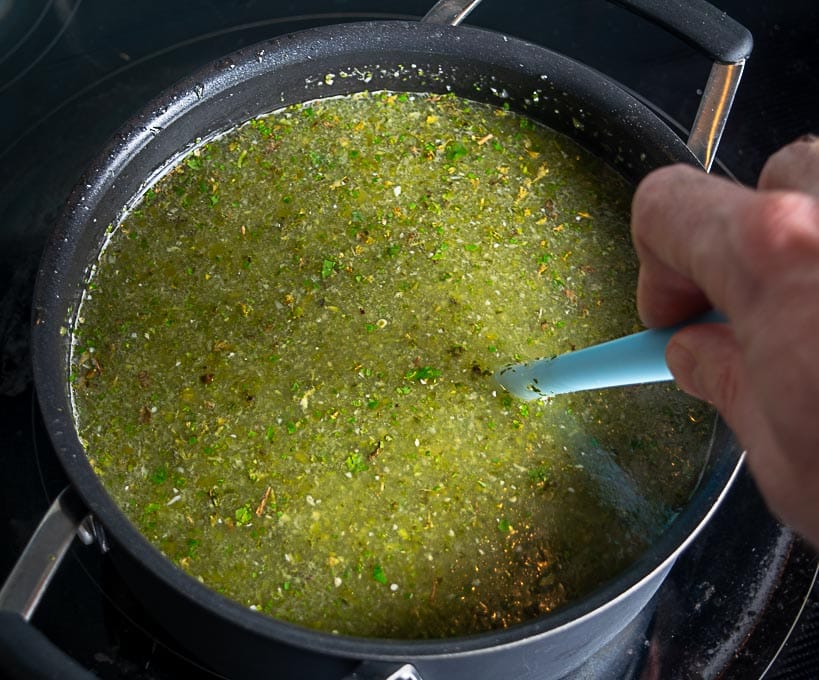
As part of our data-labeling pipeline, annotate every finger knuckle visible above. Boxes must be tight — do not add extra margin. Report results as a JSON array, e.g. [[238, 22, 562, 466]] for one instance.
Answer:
[[758, 146, 792, 189], [632, 165, 696, 240], [758, 136, 819, 190], [632, 172, 663, 221], [706, 362, 739, 414], [741, 192, 819, 275]]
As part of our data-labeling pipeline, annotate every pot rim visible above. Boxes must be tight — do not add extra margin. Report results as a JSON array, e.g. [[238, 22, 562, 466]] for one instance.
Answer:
[[31, 18, 741, 659]]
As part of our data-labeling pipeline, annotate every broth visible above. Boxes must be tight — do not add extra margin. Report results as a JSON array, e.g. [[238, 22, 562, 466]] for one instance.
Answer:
[[71, 91, 713, 638]]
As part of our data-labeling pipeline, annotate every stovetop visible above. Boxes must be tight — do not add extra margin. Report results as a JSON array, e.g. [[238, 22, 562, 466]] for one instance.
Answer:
[[1, 2, 818, 678]]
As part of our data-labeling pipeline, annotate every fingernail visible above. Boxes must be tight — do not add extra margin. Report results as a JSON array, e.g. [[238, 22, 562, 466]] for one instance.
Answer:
[[666, 342, 704, 400]]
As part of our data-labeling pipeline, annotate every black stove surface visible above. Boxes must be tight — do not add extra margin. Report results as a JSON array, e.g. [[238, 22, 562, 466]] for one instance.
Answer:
[[1, 2, 818, 678]]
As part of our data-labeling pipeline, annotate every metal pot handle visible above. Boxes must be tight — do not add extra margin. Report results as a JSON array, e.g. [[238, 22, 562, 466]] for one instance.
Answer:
[[423, 0, 753, 172], [0, 486, 97, 680], [7, 498, 423, 680], [7, 492, 425, 680]]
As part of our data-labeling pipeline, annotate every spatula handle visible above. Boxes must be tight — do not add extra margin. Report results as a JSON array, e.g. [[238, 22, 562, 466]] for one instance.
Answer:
[[495, 310, 726, 400]]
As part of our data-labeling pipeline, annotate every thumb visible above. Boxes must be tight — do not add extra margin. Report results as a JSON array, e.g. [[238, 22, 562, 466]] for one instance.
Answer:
[[664, 323, 749, 429]]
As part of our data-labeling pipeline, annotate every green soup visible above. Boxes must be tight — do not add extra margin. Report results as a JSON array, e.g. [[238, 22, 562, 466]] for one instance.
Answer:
[[70, 91, 714, 639]]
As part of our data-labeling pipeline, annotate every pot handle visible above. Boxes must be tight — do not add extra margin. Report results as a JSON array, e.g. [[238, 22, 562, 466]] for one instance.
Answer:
[[607, 0, 752, 65], [0, 486, 97, 680], [423, 0, 753, 171], [0, 612, 92, 680], [606, 0, 751, 171]]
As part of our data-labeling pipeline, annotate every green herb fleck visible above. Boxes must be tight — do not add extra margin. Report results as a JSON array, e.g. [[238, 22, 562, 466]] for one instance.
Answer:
[[235, 504, 253, 525], [529, 465, 552, 484], [321, 259, 336, 279], [149, 466, 168, 485], [404, 366, 442, 382], [445, 141, 468, 162], [431, 242, 448, 261], [372, 564, 388, 584], [186, 538, 200, 558], [345, 452, 368, 474]]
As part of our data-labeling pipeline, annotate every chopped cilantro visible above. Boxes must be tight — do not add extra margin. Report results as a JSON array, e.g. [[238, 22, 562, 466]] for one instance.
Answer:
[[345, 452, 368, 474], [372, 564, 388, 584], [404, 366, 441, 382], [235, 504, 253, 525], [445, 141, 468, 162], [149, 465, 167, 485], [321, 259, 336, 279]]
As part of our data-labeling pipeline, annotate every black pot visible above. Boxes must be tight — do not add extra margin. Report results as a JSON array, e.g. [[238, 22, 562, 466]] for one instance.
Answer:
[[0, 2, 751, 678]]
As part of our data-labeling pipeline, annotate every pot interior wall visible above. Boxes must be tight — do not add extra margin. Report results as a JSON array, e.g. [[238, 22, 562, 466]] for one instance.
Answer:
[[63, 20, 696, 286]]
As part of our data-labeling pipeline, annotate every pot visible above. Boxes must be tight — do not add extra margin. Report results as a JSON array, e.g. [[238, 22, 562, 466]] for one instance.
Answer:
[[0, 1, 751, 678]]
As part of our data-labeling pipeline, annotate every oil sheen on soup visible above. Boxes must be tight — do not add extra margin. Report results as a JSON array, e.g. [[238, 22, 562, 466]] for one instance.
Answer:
[[71, 91, 715, 639]]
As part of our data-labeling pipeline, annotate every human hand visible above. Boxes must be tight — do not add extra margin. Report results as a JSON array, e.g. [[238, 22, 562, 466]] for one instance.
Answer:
[[630, 136, 819, 548]]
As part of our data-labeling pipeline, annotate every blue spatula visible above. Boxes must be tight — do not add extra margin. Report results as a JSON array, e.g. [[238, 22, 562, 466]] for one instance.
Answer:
[[494, 310, 726, 400]]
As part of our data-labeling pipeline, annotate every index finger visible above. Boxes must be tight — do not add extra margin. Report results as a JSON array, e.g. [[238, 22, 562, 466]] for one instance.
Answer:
[[631, 164, 762, 328], [758, 135, 819, 197]]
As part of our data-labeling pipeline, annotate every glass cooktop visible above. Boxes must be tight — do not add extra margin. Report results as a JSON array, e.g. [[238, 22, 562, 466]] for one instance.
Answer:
[[1, 1, 817, 678]]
